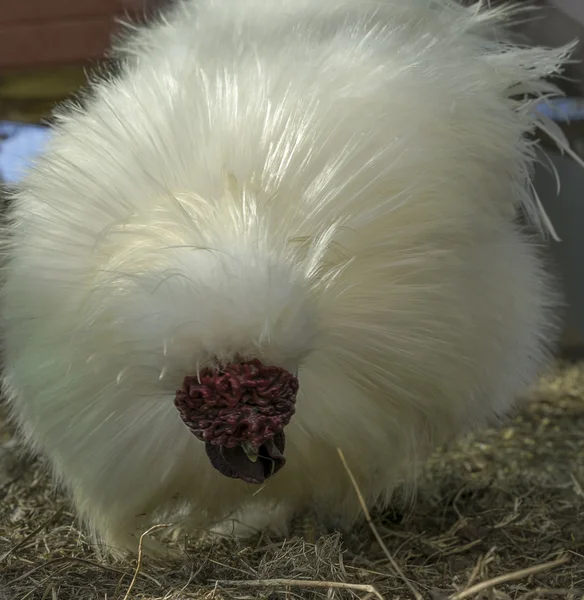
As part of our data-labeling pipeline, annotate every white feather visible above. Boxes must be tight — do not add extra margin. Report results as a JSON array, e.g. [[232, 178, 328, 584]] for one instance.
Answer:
[[0, 0, 573, 557]]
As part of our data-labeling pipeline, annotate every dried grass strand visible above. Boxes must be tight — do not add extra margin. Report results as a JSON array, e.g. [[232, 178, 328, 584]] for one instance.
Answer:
[[9, 555, 144, 585], [336, 447, 424, 600], [519, 587, 584, 599], [0, 507, 63, 563], [449, 555, 571, 600], [122, 524, 170, 600], [215, 577, 385, 599]]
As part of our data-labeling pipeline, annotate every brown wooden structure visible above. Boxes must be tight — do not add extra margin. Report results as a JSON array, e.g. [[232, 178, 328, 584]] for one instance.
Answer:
[[0, 0, 157, 71]]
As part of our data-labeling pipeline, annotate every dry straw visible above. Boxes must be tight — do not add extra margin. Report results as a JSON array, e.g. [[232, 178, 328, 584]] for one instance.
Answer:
[[2, 362, 584, 599]]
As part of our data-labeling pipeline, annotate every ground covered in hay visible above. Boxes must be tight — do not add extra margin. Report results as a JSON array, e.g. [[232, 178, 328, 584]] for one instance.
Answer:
[[1, 362, 583, 600]]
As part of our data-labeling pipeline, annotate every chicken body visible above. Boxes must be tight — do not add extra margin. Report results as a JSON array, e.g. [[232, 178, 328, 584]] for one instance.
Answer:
[[1, 0, 567, 557]]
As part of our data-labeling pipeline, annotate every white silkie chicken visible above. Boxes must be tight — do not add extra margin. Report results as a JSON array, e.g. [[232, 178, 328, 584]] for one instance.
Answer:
[[0, 0, 573, 557]]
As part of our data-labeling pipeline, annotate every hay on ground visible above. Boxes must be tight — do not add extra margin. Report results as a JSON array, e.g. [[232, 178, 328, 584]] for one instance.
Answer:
[[1, 362, 583, 599]]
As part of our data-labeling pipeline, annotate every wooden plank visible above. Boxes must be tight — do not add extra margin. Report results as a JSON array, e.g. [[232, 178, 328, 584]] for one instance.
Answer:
[[0, 18, 124, 70], [0, 0, 150, 25], [0, 0, 118, 24]]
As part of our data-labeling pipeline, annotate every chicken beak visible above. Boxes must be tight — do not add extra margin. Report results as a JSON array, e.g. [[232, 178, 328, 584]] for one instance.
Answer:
[[205, 432, 286, 484]]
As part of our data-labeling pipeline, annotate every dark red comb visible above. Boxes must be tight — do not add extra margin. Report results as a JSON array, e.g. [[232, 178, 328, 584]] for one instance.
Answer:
[[174, 359, 298, 450]]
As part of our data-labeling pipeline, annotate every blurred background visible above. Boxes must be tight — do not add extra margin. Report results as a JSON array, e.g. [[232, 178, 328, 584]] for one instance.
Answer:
[[0, 0, 583, 354]]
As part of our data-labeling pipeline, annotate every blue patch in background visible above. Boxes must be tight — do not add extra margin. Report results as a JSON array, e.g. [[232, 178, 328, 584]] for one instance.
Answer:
[[0, 121, 51, 184], [534, 98, 584, 122]]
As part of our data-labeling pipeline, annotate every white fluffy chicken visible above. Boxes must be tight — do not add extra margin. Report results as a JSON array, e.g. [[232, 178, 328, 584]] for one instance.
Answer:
[[0, 0, 572, 557]]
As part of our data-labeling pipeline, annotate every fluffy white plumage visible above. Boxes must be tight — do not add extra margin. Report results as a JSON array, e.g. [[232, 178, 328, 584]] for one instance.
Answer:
[[0, 0, 573, 557]]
